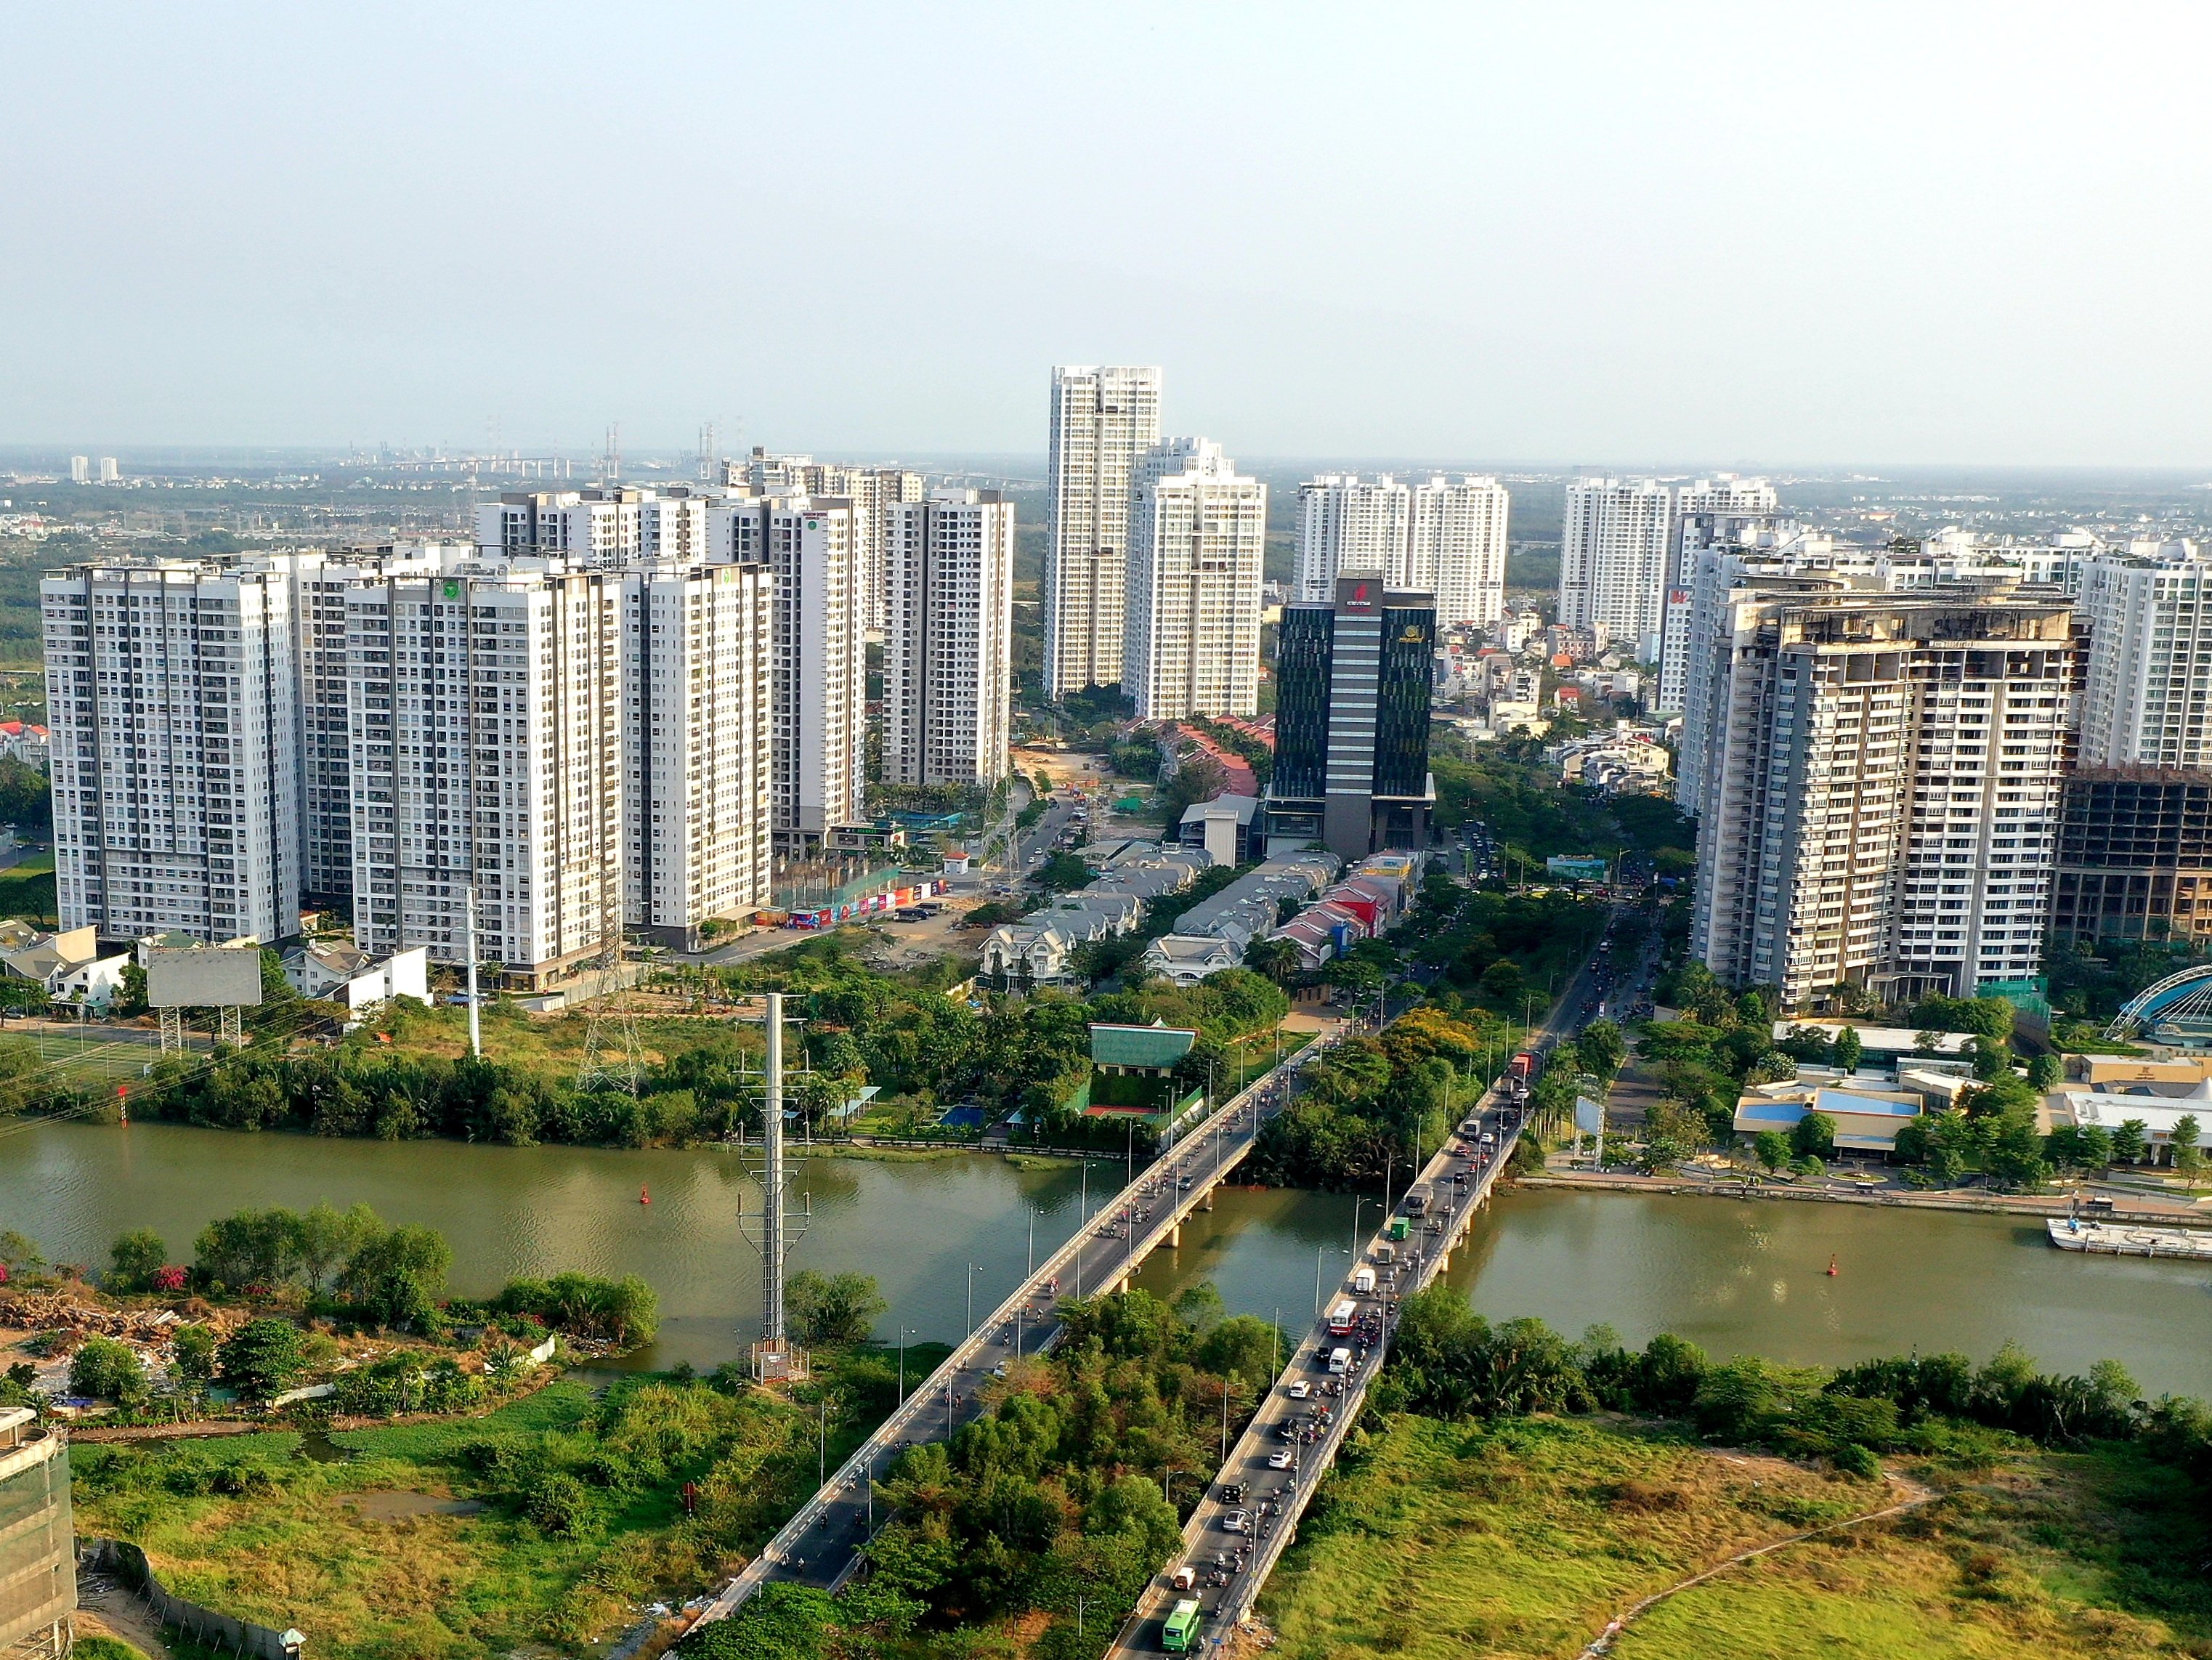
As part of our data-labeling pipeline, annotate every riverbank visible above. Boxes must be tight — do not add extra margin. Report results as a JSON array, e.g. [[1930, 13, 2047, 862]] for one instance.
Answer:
[[1520, 1168, 2212, 1225], [1255, 1414, 2206, 1659]]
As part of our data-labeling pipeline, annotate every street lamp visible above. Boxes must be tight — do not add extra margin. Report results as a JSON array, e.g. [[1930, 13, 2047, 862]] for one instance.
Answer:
[[896, 1324, 919, 1406], [966, 1262, 984, 1337]]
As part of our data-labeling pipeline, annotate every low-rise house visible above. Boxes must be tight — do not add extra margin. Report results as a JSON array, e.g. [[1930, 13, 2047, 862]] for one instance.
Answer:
[[982, 843, 1210, 988], [1733, 1080, 1925, 1153], [1141, 851, 1339, 984], [0, 922, 129, 1008], [280, 942, 431, 1013], [0, 721, 50, 769], [1262, 851, 1424, 970], [1177, 793, 1261, 866]]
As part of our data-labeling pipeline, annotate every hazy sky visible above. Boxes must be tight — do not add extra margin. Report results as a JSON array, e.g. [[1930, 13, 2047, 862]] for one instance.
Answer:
[[7, 2, 2211, 465]]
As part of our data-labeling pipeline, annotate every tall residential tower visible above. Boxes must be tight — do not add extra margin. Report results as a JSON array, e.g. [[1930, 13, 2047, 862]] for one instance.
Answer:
[[1044, 365, 1162, 695], [1125, 439, 1266, 720]]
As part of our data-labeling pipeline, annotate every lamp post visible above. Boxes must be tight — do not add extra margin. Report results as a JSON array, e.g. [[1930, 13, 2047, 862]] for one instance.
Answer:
[[966, 1262, 983, 1337], [896, 1324, 918, 1406]]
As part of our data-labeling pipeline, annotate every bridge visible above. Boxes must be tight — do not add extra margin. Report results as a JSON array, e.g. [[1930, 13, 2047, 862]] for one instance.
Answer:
[[692, 1032, 1333, 1623], [1103, 931, 1613, 1658]]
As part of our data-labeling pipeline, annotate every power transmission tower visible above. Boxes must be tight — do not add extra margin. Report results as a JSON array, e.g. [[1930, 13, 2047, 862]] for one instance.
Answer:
[[737, 992, 811, 1383], [603, 421, 622, 484]]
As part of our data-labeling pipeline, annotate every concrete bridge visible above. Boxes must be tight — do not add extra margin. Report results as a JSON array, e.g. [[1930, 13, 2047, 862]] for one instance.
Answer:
[[690, 1033, 1337, 1626]]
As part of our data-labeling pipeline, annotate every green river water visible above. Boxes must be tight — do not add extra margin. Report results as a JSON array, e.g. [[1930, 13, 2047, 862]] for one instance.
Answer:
[[4, 1121, 2208, 1396]]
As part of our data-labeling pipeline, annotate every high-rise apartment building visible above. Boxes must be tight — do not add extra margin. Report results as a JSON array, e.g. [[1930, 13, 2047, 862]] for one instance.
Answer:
[[43, 562, 301, 944], [1045, 365, 1162, 695], [729, 451, 924, 632], [1295, 476, 1410, 602], [620, 563, 774, 948], [1295, 474, 1511, 629], [1559, 478, 1672, 655], [1265, 574, 1436, 859], [285, 544, 464, 903], [1688, 590, 2075, 1008], [884, 490, 1014, 785], [345, 558, 771, 981], [97, 458, 119, 485], [2074, 546, 2212, 769], [67, 457, 89, 485], [1125, 439, 1265, 720], [1565, 475, 1778, 670], [710, 495, 868, 852], [1407, 476, 1511, 629], [478, 487, 711, 568], [1656, 477, 1780, 710]]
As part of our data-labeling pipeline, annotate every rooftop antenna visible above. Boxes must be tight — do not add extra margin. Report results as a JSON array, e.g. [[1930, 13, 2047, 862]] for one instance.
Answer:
[[737, 991, 812, 1383]]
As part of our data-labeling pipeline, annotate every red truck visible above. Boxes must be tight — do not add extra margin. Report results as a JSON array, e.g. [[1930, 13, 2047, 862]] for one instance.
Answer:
[[1507, 1051, 1538, 1080]]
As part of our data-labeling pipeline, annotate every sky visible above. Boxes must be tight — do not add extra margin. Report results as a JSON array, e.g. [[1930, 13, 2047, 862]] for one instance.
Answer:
[[6, 1, 2211, 466]]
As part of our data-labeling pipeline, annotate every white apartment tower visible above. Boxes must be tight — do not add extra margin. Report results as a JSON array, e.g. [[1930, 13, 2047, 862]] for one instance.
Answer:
[[1301, 474, 1511, 627], [1045, 365, 1162, 695], [1558, 478, 1674, 659], [885, 490, 1014, 785], [1408, 476, 1512, 628], [42, 562, 300, 943], [710, 495, 868, 852], [346, 559, 771, 984], [68, 457, 89, 485], [621, 563, 774, 947], [1125, 439, 1266, 720], [1295, 476, 1411, 602], [285, 544, 463, 902], [477, 488, 711, 568], [1689, 591, 2075, 1008], [2075, 546, 2212, 769], [729, 451, 925, 633]]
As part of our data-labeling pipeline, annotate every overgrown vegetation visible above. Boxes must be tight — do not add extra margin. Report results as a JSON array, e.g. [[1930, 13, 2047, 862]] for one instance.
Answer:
[[689, 1284, 1276, 1659], [1430, 726, 1698, 878], [70, 1359, 915, 1660]]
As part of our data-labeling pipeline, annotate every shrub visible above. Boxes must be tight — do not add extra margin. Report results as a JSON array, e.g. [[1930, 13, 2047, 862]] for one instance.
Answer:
[[523, 1469, 595, 1535], [70, 1337, 147, 1404], [218, 1318, 306, 1402], [107, 1229, 168, 1292]]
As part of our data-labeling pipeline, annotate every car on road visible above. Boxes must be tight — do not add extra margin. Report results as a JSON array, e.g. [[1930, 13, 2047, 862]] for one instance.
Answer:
[[1222, 1509, 1250, 1534], [1286, 1380, 1310, 1399], [1268, 1447, 1296, 1468]]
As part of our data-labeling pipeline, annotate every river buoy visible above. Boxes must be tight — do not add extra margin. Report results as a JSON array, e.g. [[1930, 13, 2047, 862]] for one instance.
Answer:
[[640, 1185, 651, 1206], [1826, 1253, 1839, 1276]]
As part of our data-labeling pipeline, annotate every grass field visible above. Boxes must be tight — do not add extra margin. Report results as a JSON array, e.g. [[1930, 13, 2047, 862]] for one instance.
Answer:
[[0, 852, 56, 926], [1259, 1414, 2208, 1660], [69, 1369, 902, 1659]]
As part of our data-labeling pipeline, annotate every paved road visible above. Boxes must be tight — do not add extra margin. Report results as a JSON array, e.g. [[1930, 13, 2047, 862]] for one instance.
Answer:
[[691, 1034, 1338, 1626], [1107, 910, 1626, 1657]]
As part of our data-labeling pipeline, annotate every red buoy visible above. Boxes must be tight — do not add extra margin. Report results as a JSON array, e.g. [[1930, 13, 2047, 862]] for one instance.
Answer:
[[640, 1184, 651, 1206], [1826, 1253, 1839, 1276]]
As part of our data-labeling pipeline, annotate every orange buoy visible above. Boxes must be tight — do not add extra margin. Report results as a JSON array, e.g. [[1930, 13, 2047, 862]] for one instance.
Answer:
[[1826, 1253, 1839, 1276], [640, 1184, 652, 1206]]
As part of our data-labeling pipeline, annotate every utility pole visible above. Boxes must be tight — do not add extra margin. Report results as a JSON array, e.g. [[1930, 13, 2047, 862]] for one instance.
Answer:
[[738, 992, 809, 1382], [464, 883, 482, 1059]]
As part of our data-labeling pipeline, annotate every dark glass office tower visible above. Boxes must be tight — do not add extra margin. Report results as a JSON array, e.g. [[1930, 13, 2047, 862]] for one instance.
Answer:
[[1264, 572, 1436, 859]]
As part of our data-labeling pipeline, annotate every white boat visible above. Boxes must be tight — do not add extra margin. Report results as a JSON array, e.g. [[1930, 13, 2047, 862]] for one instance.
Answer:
[[2046, 1218, 2212, 1260]]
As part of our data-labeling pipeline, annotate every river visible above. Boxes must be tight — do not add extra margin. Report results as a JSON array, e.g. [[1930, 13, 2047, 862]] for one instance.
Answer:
[[5, 1122, 2209, 1396]]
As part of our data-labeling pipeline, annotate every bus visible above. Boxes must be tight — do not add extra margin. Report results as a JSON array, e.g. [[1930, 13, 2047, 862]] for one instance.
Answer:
[[1163, 1597, 1203, 1652], [1327, 1297, 1357, 1335]]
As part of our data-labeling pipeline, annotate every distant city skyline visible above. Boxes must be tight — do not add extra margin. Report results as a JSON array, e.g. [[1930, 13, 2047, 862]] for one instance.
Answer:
[[8, 6, 2212, 463]]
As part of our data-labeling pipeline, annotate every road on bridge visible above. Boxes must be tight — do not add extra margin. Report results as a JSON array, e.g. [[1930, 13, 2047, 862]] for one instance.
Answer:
[[692, 1028, 1337, 1624], [1106, 903, 1634, 1658]]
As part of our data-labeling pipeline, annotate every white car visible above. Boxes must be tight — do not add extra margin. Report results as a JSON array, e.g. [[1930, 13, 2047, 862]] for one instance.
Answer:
[[1222, 1510, 1250, 1534], [1287, 1381, 1310, 1399], [1268, 1448, 1296, 1469]]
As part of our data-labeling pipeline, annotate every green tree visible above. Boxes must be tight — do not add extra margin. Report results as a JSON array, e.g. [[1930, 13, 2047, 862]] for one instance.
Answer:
[[69, 1336, 147, 1404], [1832, 1027, 1863, 1074], [2110, 1117, 2149, 1165], [296, 1202, 382, 1295], [787, 1270, 888, 1347], [341, 1223, 453, 1330], [217, 1317, 306, 1401], [2025, 1052, 2061, 1091], [0, 1230, 44, 1274], [107, 1228, 167, 1292], [2171, 1113, 2205, 1189], [170, 1324, 217, 1386], [1751, 1130, 1791, 1175], [1577, 1018, 1626, 1080], [1791, 1111, 1836, 1160], [1476, 959, 1524, 1003]]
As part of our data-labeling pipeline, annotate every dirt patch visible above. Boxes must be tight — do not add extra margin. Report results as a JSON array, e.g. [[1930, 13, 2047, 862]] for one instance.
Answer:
[[340, 1489, 487, 1521], [76, 1568, 174, 1660]]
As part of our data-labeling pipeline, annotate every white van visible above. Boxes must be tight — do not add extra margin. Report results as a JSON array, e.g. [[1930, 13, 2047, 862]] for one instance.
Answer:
[[1352, 1267, 1377, 1295], [1327, 1346, 1353, 1374]]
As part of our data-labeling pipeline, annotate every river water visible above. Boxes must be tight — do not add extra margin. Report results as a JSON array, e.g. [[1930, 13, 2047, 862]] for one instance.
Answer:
[[4, 1122, 2209, 1396]]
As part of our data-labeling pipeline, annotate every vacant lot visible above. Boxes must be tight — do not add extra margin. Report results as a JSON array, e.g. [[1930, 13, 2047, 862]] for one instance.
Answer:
[[1259, 1414, 2205, 1660]]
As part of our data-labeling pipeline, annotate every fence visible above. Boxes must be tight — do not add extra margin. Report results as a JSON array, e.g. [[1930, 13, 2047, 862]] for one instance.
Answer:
[[81, 1539, 299, 1659]]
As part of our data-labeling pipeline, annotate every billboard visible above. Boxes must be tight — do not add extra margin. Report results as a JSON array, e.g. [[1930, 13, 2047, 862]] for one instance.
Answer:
[[147, 945, 264, 1008]]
